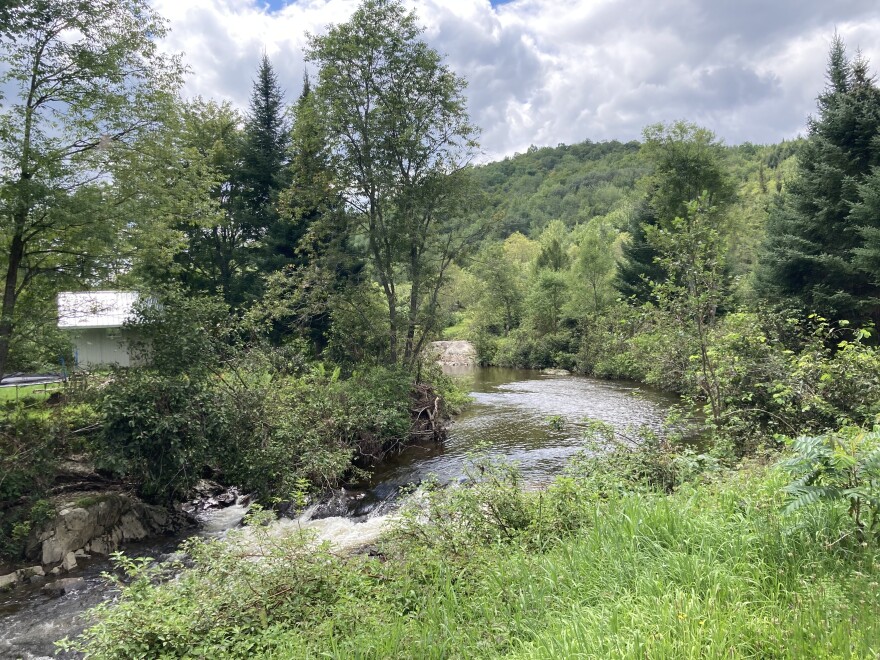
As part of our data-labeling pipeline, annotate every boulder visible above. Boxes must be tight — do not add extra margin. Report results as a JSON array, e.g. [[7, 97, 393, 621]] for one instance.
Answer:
[[541, 368, 571, 376], [61, 552, 77, 572], [29, 491, 179, 567], [430, 340, 477, 366], [41, 577, 85, 598], [0, 572, 18, 590], [19, 565, 44, 579]]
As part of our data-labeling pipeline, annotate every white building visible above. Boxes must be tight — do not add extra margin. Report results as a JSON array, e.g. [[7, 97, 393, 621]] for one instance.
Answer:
[[57, 291, 141, 369]]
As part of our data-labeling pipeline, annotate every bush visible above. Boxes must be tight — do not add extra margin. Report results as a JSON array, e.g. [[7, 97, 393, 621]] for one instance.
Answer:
[[782, 425, 880, 541], [59, 508, 363, 658], [565, 419, 719, 495], [220, 364, 413, 500], [99, 369, 224, 503], [492, 328, 577, 369]]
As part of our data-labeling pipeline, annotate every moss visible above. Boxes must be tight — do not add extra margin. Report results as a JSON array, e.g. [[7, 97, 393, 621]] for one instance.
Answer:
[[73, 493, 118, 509]]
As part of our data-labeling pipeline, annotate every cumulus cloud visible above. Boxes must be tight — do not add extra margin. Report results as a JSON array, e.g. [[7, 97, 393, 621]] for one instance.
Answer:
[[150, 0, 880, 160]]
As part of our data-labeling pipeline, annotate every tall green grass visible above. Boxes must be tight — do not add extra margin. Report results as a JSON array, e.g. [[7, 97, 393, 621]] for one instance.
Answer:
[[66, 465, 880, 659]]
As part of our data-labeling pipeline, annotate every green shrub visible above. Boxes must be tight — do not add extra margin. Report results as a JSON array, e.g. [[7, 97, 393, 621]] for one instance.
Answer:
[[99, 369, 223, 503], [59, 508, 363, 658], [492, 328, 577, 369], [217, 364, 414, 501], [782, 425, 880, 541], [565, 419, 719, 495]]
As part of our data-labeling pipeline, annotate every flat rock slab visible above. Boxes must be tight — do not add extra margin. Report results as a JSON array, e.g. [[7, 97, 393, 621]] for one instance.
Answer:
[[430, 340, 477, 366]]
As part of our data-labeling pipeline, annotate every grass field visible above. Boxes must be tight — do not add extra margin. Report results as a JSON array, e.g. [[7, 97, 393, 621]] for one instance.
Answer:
[[0, 381, 62, 403]]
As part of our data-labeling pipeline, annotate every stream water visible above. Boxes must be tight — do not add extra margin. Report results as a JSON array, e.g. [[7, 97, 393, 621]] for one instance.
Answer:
[[0, 367, 679, 659]]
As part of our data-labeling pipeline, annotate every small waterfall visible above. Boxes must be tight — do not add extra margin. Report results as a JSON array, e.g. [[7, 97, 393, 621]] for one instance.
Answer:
[[273, 512, 394, 551]]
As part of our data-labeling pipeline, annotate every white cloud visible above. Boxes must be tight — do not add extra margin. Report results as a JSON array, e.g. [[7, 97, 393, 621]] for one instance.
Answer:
[[150, 0, 880, 159]]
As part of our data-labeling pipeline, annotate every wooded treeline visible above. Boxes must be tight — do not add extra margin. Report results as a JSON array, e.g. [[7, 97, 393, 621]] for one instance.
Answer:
[[443, 36, 880, 455], [3, 1, 879, 398]]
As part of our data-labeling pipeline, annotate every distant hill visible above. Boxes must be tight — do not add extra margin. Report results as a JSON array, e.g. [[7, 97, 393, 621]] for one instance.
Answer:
[[473, 138, 803, 241]]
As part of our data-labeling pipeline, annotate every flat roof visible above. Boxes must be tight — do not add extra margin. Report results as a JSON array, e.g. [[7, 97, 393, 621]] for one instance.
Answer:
[[57, 291, 139, 329]]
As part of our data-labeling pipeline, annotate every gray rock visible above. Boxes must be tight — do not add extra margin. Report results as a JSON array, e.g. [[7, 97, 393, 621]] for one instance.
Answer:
[[74, 549, 90, 558], [430, 340, 477, 366], [61, 552, 77, 572], [30, 492, 178, 565], [49, 567, 62, 576], [159, 551, 187, 564], [41, 577, 85, 598], [0, 572, 18, 590], [19, 565, 44, 578]]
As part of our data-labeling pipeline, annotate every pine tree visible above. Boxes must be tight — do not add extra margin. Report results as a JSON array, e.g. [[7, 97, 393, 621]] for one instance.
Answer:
[[755, 36, 880, 324], [240, 54, 289, 249], [616, 199, 664, 301], [851, 170, 880, 280], [260, 75, 364, 348]]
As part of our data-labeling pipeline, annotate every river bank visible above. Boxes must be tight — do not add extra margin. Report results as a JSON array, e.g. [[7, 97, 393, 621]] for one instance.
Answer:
[[9, 367, 879, 658], [0, 367, 681, 657]]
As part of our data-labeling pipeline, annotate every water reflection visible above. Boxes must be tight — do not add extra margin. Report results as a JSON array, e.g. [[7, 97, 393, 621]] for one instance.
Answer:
[[365, 367, 681, 491]]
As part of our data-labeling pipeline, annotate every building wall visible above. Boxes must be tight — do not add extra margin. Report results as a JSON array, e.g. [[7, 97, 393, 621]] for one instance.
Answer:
[[71, 328, 138, 369]]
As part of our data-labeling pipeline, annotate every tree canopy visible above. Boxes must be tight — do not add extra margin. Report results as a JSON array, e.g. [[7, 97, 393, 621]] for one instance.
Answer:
[[307, 0, 481, 365], [756, 36, 880, 325], [0, 0, 183, 375]]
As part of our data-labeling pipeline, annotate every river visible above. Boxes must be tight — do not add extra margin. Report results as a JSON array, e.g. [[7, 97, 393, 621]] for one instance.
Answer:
[[0, 367, 680, 659]]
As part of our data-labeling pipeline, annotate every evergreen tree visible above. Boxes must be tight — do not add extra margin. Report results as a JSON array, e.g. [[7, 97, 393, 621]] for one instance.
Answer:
[[755, 37, 880, 324], [265, 75, 328, 271], [259, 76, 364, 349], [851, 169, 880, 280], [240, 54, 289, 252], [616, 199, 664, 301]]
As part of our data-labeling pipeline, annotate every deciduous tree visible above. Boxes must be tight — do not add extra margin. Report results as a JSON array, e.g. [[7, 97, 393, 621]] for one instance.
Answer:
[[0, 0, 183, 376], [307, 0, 481, 365], [617, 122, 733, 303]]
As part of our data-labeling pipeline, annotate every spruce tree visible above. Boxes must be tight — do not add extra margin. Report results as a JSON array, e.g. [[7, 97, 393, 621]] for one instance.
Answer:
[[755, 37, 880, 324], [240, 54, 289, 250], [616, 199, 665, 301], [262, 75, 363, 347], [265, 75, 330, 271]]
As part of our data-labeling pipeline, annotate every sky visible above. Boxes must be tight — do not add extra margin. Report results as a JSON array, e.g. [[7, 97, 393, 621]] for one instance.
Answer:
[[150, 0, 880, 161]]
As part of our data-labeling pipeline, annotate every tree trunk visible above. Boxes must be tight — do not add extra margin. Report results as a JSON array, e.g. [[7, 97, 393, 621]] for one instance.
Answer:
[[404, 262, 420, 364], [387, 293, 398, 364], [0, 230, 25, 378]]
